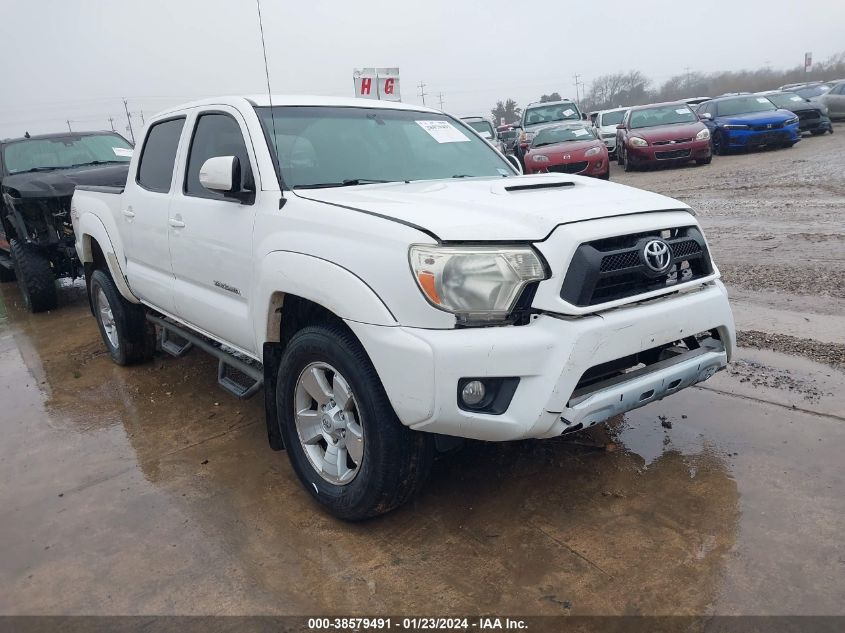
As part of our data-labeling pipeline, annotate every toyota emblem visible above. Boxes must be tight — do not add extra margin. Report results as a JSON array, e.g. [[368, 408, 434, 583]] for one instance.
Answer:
[[642, 239, 671, 272], [563, 154, 571, 160]]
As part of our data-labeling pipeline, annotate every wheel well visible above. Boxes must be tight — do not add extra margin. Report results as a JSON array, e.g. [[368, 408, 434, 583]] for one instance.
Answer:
[[278, 294, 348, 346], [82, 237, 108, 315]]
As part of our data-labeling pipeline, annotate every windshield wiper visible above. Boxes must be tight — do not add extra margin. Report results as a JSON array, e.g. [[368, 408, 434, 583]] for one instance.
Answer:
[[293, 178, 394, 190], [69, 160, 127, 168]]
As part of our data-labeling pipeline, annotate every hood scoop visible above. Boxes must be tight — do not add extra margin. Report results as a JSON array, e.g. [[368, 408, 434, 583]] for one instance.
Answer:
[[503, 180, 575, 193]]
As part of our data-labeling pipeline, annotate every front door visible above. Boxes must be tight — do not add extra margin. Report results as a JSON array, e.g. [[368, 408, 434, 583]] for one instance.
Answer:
[[167, 108, 259, 355]]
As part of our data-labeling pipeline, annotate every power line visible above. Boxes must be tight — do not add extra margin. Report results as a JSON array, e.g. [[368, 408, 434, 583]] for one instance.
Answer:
[[417, 81, 427, 106], [108, 117, 116, 132]]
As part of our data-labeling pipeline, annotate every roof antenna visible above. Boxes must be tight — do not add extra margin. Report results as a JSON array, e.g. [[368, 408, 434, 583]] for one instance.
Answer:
[[255, 0, 285, 205]]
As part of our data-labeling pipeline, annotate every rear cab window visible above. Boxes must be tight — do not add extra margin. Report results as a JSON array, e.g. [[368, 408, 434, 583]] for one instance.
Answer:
[[137, 118, 186, 193]]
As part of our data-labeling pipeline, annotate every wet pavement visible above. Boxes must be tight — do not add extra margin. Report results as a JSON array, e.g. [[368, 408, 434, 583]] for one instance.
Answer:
[[2, 132, 845, 616], [1, 279, 843, 616]]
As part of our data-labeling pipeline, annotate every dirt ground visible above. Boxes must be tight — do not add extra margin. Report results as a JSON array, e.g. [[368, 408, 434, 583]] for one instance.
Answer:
[[1, 126, 844, 618]]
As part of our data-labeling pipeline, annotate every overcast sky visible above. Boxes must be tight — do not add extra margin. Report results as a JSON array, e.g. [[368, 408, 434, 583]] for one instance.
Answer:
[[1, 0, 843, 139]]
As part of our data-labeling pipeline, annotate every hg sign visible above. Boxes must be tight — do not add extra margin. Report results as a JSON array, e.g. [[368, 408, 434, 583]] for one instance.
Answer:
[[353, 68, 401, 102]]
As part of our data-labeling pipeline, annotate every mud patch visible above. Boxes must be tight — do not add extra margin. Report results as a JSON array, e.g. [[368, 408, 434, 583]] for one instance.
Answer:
[[726, 358, 829, 402], [737, 330, 845, 370]]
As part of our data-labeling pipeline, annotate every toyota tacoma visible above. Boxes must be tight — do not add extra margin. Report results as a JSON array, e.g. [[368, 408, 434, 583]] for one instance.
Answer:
[[71, 96, 735, 520]]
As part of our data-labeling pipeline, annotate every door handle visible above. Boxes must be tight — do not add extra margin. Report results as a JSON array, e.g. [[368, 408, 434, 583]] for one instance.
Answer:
[[122, 208, 135, 219], [169, 218, 186, 229]]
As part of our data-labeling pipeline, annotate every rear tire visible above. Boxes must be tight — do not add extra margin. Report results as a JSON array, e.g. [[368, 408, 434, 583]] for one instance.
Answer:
[[88, 269, 155, 365], [277, 323, 433, 520], [10, 239, 56, 313], [616, 143, 625, 165]]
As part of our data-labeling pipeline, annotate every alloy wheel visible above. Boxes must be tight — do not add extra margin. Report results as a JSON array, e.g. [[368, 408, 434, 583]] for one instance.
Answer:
[[294, 362, 364, 485]]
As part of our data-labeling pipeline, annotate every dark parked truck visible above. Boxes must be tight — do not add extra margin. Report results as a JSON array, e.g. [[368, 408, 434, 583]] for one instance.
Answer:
[[0, 131, 132, 311]]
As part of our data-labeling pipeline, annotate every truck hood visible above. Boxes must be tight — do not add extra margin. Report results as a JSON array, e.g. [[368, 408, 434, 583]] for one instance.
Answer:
[[1, 163, 130, 199], [295, 174, 691, 241]]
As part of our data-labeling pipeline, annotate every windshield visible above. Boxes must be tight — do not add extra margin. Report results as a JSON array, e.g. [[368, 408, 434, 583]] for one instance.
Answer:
[[765, 92, 805, 108], [255, 106, 515, 188], [795, 85, 829, 98], [2, 134, 133, 174], [499, 130, 517, 141], [532, 126, 595, 147], [629, 105, 697, 129], [716, 96, 777, 116], [523, 103, 580, 128], [463, 119, 494, 139], [600, 110, 625, 126]]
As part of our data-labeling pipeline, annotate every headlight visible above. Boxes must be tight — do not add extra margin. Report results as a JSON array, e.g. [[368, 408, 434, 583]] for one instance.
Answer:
[[409, 245, 546, 322], [695, 128, 711, 140], [821, 105, 829, 115], [532, 154, 549, 162], [784, 117, 799, 126], [585, 146, 602, 157], [629, 136, 648, 147], [723, 124, 749, 130]]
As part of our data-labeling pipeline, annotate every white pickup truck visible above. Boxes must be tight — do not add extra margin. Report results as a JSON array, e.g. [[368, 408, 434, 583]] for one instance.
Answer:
[[71, 95, 735, 520]]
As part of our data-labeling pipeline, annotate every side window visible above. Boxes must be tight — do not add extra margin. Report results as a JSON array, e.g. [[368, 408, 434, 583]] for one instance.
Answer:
[[137, 118, 185, 193], [184, 113, 253, 201], [832, 84, 844, 95]]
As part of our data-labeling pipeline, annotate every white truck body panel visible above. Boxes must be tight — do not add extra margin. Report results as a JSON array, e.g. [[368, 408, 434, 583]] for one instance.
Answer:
[[72, 95, 735, 442]]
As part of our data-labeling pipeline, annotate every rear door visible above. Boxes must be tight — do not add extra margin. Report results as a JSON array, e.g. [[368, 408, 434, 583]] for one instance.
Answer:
[[122, 116, 187, 314], [167, 107, 259, 354]]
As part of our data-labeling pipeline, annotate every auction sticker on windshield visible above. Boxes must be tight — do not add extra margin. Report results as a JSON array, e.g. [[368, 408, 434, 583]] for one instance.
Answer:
[[563, 109, 575, 116], [416, 120, 470, 143], [572, 128, 589, 136], [112, 147, 133, 157]]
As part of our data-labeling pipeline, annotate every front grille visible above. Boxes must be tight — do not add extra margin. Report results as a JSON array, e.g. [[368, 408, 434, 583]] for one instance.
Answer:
[[797, 109, 821, 121], [746, 130, 789, 145], [652, 137, 693, 146], [548, 161, 589, 174], [654, 149, 692, 160], [751, 122, 784, 131], [560, 226, 713, 307]]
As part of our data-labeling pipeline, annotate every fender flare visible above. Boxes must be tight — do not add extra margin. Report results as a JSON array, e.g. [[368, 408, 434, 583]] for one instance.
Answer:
[[76, 212, 141, 304], [254, 250, 397, 346]]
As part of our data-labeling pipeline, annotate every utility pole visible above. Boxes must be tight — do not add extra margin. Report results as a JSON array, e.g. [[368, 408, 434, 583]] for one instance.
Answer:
[[139, 110, 145, 125], [122, 97, 135, 144], [108, 117, 116, 132], [66, 120, 73, 132], [572, 73, 583, 102], [684, 66, 692, 85], [417, 81, 427, 106], [437, 92, 445, 110]]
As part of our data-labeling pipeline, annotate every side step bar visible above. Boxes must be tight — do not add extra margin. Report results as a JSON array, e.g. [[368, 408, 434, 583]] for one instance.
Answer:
[[146, 314, 263, 400]]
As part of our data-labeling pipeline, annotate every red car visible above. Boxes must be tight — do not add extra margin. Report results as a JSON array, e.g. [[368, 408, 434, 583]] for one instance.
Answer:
[[615, 102, 712, 171], [524, 124, 610, 179]]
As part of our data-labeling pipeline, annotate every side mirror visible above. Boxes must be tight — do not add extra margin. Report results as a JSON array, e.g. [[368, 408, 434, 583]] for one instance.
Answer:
[[616, 124, 625, 130], [199, 156, 239, 193], [698, 112, 712, 120], [505, 154, 523, 175]]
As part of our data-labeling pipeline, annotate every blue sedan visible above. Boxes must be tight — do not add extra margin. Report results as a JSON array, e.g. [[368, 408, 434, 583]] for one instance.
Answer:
[[696, 95, 800, 154]]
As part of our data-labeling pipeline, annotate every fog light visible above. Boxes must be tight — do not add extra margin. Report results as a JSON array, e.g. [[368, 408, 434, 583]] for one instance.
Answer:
[[461, 380, 486, 406]]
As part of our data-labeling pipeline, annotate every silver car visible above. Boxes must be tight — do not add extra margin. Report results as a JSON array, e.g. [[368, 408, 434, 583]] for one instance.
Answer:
[[818, 81, 845, 120], [592, 107, 627, 156]]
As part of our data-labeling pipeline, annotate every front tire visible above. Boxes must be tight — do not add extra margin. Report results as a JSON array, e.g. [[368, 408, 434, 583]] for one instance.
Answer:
[[277, 323, 433, 520], [88, 269, 155, 365], [616, 143, 624, 166], [696, 156, 712, 165], [712, 130, 726, 155], [10, 239, 56, 313]]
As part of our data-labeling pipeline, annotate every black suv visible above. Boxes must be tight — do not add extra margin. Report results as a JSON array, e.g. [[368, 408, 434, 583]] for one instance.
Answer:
[[0, 131, 132, 311]]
